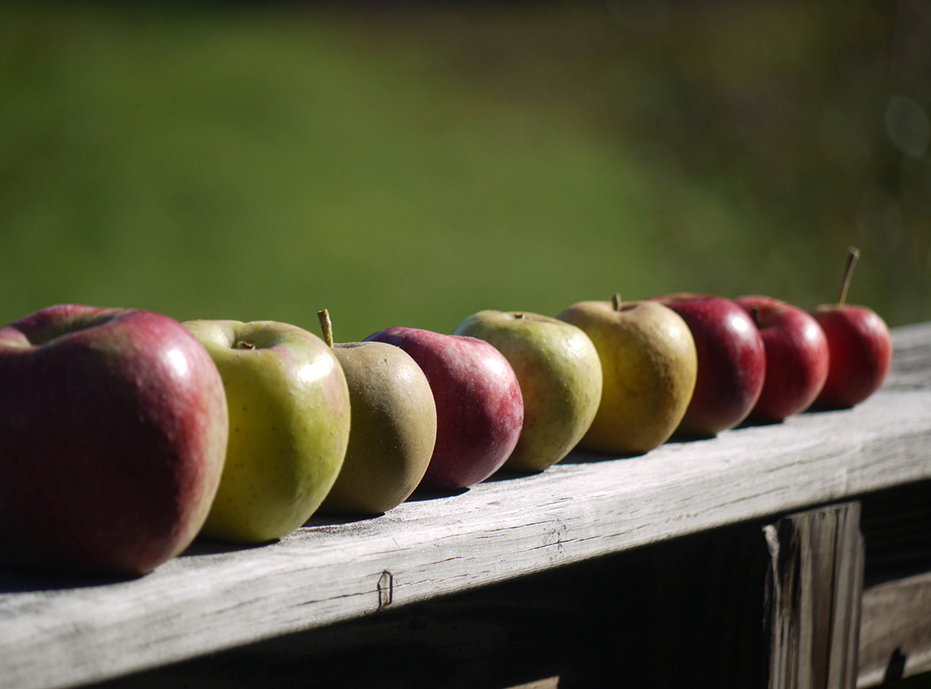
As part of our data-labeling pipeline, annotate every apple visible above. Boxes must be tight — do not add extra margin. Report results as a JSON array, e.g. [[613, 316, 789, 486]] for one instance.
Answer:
[[365, 327, 523, 490], [810, 247, 893, 409], [735, 296, 830, 423], [557, 297, 697, 455], [452, 309, 603, 472], [183, 319, 350, 543], [651, 294, 766, 437], [0, 305, 229, 576], [314, 310, 437, 515]]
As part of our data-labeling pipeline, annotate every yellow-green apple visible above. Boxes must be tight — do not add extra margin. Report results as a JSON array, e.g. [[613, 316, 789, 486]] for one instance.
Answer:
[[452, 310, 602, 472], [365, 327, 523, 490], [810, 247, 892, 408], [557, 297, 697, 455], [735, 296, 830, 423], [315, 310, 437, 515], [0, 305, 229, 576], [651, 294, 766, 437], [183, 319, 350, 543]]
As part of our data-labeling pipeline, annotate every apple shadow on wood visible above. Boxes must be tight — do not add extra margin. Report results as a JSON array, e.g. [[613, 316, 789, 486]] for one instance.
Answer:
[[406, 486, 470, 501], [179, 538, 274, 558], [559, 433, 722, 464], [0, 565, 134, 593], [0, 536, 275, 592], [558, 448, 649, 464], [303, 513, 387, 527]]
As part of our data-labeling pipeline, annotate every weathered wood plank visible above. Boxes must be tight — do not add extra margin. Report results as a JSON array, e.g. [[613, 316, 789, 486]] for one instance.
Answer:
[[763, 502, 864, 689], [857, 570, 931, 687], [857, 479, 931, 688], [98, 519, 776, 689], [0, 323, 928, 689]]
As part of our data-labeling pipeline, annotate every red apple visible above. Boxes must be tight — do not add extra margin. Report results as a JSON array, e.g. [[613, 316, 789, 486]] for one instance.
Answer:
[[0, 305, 229, 576], [735, 296, 830, 423], [810, 306, 891, 408], [651, 294, 766, 437], [365, 327, 523, 490], [810, 246, 892, 409]]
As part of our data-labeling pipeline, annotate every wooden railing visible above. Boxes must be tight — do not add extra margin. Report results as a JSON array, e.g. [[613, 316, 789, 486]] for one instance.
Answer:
[[1, 322, 929, 689]]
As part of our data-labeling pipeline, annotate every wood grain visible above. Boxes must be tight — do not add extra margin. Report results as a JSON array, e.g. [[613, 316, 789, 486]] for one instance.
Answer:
[[0, 322, 929, 689], [858, 571, 931, 687], [857, 478, 931, 688], [764, 502, 864, 689]]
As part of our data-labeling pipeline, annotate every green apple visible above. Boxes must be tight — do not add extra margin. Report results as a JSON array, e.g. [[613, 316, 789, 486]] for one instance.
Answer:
[[315, 310, 437, 515], [557, 296, 697, 455], [183, 319, 351, 543], [452, 310, 603, 472]]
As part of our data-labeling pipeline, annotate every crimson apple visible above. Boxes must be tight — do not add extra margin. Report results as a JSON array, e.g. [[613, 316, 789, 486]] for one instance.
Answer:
[[810, 305, 892, 408], [365, 327, 523, 490], [809, 247, 893, 409], [735, 296, 830, 423], [651, 294, 766, 437], [0, 305, 229, 576]]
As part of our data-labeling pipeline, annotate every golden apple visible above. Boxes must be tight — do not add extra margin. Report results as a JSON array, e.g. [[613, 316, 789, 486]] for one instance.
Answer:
[[557, 297, 697, 455]]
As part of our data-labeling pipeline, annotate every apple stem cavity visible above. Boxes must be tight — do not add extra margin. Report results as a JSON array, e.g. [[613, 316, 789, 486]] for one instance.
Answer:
[[317, 309, 334, 348], [751, 307, 761, 328], [838, 246, 860, 308], [234, 340, 256, 350]]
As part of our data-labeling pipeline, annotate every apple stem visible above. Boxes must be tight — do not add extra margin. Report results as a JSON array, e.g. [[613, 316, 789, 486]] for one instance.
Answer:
[[838, 246, 860, 308], [612, 294, 622, 311], [317, 309, 334, 347]]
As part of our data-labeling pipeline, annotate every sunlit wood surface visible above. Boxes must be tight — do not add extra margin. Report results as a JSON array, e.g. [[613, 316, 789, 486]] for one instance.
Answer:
[[1, 322, 929, 689]]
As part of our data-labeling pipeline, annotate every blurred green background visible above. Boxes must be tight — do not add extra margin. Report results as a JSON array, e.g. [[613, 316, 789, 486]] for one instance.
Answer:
[[1, 0, 929, 342]]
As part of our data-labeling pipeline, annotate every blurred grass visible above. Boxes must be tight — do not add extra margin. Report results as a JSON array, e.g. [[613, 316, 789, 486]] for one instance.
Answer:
[[1, 1, 929, 341]]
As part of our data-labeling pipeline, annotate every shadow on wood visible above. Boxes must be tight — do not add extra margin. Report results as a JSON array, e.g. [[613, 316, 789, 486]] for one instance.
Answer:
[[97, 519, 774, 689]]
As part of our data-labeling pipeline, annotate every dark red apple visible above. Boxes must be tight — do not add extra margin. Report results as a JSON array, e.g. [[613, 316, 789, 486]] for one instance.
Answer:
[[365, 327, 523, 490], [810, 247, 893, 409], [651, 294, 766, 437], [811, 246, 892, 409], [0, 305, 229, 576], [810, 306, 891, 408], [735, 296, 830, 423]]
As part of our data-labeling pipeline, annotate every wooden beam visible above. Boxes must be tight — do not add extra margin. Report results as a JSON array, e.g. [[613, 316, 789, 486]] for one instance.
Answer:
[[0, 323, 926, 689], [858, 571, 931, 687], [857, 480, 931, 687]]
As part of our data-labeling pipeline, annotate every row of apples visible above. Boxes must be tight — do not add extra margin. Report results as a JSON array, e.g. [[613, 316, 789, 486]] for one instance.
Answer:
[[0, 249, 891, 577]]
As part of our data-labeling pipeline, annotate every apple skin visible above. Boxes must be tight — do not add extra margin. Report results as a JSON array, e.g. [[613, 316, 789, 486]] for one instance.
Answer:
[[735, 296, 830, 423], [651, 294, 766, 437], [183, 320, 351, 543], [557, 300, 697, 455], [317, 340, 437, 515], [453, 310, 603, 472], [365, 327, 523, 490], [0, 305, 229, 577], [809, 305, 892, 409]]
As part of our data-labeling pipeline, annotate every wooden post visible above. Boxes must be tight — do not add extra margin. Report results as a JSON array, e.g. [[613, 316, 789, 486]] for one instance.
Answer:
[[763, 502, 865, 689]]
